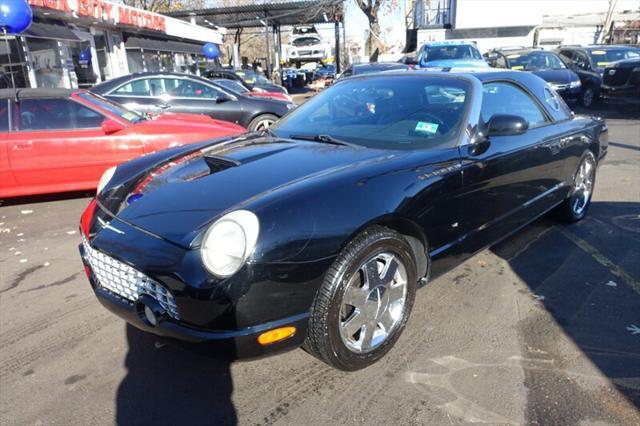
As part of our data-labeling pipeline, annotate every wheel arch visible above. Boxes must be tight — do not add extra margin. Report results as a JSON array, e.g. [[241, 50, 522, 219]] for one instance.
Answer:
[[341, 214, 430, 281]]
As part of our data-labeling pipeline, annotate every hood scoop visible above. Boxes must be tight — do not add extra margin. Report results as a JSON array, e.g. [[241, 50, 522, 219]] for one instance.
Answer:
[[203, 155, 239, 174]]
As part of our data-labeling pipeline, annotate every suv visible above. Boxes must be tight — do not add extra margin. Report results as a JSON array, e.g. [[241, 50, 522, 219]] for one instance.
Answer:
[[286, 25, 326, 63], [601, 57, 640, 107], [484, 47, 582, 102], [418, 41, 488, 68], [556, 45, 640, 107]]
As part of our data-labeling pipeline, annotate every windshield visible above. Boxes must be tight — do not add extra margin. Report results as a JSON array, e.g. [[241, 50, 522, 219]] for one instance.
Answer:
[[271, 75, 470, 150], [78, 92, 144, 123], [292, 37, 322, 47], [423, 45, 482, 62], [213, 79, 249, 94], [589, 48, 640, 69], [507, 51, 566, 70]]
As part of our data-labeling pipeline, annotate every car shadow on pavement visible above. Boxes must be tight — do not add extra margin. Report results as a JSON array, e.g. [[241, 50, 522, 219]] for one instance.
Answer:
[[491, 201, 640, 420], [0, 190, 94, 207], [116, 324, 237, 426]]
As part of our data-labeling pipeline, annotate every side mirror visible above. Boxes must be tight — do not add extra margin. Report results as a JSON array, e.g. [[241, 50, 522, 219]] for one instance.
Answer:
[[216, 94, 233, 103], [101, 119, 125, 135], [487, 114, 529, 136]]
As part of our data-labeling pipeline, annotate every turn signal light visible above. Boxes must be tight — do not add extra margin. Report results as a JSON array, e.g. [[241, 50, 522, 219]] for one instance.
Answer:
[[257, 326, 296, 345]]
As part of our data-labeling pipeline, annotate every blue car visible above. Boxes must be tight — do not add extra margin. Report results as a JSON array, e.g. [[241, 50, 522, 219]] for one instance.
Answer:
[[314, 64, 336, 80], [418, 41, 488, 68]]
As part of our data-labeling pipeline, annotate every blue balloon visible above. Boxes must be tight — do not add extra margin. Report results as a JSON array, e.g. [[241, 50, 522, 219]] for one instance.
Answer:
[[203, 43, 219, 60], [79, 49, 91, 62], [0, 0, 33, 34]]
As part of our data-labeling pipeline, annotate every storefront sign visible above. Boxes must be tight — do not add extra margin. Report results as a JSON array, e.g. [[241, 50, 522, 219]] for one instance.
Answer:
[[28, 0, 166, 32]]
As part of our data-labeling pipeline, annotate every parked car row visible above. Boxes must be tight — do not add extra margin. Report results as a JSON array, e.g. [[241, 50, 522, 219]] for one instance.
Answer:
[[396, 41, 639, 108]]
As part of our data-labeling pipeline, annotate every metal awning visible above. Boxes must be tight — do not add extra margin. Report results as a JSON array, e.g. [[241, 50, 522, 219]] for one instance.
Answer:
[[24, 22, 80, 41], [166, 0, 342, 29], [124, 37, 203, 54]]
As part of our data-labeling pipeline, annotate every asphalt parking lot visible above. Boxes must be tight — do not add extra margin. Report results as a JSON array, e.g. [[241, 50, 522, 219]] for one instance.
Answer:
[[0, 105, 639, 425]]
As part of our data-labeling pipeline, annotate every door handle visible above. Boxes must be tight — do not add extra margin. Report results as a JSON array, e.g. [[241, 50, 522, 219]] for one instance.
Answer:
[[12, 141, 33, 150], [157, 103, 171, 110]]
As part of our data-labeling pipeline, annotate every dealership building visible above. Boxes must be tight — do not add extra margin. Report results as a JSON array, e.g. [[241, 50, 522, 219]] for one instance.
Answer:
[[0, 0, 225, 89]]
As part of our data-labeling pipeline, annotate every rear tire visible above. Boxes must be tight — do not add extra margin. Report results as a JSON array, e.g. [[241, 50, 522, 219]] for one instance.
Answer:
[[304, 226, 417, 371], [248, 114, 279, 132], [554, 151, 597, 223]]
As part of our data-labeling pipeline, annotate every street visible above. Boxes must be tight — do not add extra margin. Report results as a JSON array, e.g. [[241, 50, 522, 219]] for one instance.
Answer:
[[0, 107, 639, 425]]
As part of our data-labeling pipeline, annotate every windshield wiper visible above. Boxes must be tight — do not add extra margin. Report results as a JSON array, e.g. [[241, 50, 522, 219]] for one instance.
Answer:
[[288, 133, 355, 147]]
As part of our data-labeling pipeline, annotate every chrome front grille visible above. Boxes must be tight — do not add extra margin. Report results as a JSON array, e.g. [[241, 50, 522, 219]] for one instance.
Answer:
[[82, 236, 180, 320]]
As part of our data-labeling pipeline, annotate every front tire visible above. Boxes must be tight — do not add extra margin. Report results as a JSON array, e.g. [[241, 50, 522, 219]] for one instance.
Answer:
[[555, 151, 597, 222], [304, 226, 417, 371], [248, 114, 279, 132]]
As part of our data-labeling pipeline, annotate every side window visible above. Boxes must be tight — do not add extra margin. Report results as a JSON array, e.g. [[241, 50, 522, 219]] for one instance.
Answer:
[[481, 82, 547, 128], [170, 79, 221, 99], [0, 100, 9, 131], [574, 52, 590, 70], [18, 99, 104, 131], [495, 55, 507, 68], [112, 80, 150, 96]]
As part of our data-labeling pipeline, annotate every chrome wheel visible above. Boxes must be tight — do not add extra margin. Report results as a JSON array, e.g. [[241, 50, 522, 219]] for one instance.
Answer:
[[253, 118, 274, 131], [339, 252, 408, 354], [571, 154, 595, 216]]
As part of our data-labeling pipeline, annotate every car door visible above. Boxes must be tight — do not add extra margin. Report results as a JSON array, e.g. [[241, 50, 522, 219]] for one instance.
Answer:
[[7, 97, 143, 193], [454, 80, 562, 255], [160, 77, 243, 124], [104, 78, 159, 114], [0, 99, 19, 196]]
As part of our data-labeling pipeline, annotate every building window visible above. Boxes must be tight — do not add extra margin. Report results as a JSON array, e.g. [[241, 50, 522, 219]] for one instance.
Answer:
[[144, 50, 160, 72], [0, 36, 30, 88], [159, 51, 174, 71], [26, 37, 65, 88], [68, 40, 98, 88], [126, 49, 145, 73], [93, 31, 110, 81]]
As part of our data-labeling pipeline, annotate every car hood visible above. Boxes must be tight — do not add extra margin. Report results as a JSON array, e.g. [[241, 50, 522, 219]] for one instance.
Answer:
[[102, 136, 387, 247], [606, 57, 640, 69], [530, 69, 577, 84], [422, 59, 489, 68]]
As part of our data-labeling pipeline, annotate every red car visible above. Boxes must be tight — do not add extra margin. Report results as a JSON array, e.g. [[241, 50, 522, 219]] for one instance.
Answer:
[[210, 79, 294, 103], [0, 88, 245, 198]]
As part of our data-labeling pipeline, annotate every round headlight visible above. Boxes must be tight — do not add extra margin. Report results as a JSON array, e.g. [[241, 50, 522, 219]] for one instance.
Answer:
[[97, 166, 117, 195], [201, 210, 260, 278]]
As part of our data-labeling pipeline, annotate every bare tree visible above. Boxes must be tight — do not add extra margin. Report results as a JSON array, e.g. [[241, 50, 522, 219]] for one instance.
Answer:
[[355, 0, 383, 59]]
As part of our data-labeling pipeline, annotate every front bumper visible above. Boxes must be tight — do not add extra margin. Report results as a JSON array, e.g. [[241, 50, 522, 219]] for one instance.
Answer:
[[77, 198, 330, 358], [601, 85, 640, 105], [554, 86, 581, 101], [81, 242, 310, 358]]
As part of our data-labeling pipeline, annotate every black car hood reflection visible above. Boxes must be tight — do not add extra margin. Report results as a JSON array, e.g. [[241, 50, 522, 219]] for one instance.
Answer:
[[530, 69, 576, 85], [110, 136, 389, 247]]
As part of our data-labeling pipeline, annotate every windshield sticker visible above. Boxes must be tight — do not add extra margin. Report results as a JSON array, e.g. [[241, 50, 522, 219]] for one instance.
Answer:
[[507, 54, 521, 59], [415, 121, 439, 134], [511, 65, 524, 70], [591, 50, 606, 55], [597, 62, 610, 68]]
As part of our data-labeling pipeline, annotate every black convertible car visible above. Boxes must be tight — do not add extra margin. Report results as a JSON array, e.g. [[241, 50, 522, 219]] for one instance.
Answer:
[[79, 70, 607, 370]]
